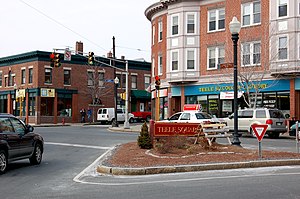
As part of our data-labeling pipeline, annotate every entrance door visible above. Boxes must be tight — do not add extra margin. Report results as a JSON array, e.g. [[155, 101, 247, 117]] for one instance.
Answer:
[[140, 103, 144, 112]]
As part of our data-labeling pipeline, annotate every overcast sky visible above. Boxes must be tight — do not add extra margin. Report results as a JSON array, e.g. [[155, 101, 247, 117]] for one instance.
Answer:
[[0, 0, 157, 62]]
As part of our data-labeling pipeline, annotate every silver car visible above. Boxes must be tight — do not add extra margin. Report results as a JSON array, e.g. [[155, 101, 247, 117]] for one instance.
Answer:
[[224, 108, 287, 138]]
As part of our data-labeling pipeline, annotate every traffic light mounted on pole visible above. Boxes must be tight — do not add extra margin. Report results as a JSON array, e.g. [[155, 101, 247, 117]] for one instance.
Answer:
[[88, 52, 95, 65], [54, 53, 61, 67], [50, 53, 55, 67], [155, 75, 161, 90]]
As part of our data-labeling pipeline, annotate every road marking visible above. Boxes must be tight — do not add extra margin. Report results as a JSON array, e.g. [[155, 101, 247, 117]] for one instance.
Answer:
[[45, 142, 111, 150]]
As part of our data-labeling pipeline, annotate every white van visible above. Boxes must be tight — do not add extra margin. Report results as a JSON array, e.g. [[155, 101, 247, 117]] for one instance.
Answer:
[[97, 108, 134, 124]]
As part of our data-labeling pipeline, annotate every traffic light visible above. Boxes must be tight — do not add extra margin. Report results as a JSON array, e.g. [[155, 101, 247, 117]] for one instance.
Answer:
[[120, 92, 126, 100], [50, 53, 55, 67], [155, 75, 161, 88], [88, 52, 94, 65], [54, 53, 61, 67]]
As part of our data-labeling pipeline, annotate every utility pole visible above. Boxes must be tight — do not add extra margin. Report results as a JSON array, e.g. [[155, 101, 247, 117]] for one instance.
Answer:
[[112, 36, 119, 127]]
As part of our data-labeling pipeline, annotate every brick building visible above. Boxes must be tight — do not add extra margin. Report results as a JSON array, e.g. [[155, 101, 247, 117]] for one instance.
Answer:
[[145, 0, 300, 120], [0, 42, 151, 124]]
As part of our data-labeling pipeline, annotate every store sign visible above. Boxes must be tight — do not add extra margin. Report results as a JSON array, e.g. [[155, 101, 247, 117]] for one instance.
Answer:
[[41, 88, 55, 97], [154, 122, 199, 137], [16, 89, 26, 98], [220, 91, 243, 99]]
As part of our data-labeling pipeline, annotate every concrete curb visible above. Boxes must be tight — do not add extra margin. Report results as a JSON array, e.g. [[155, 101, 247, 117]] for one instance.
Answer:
[[97, 159, 300, 176]]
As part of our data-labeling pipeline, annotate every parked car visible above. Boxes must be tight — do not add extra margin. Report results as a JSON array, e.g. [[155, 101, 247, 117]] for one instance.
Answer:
[[163, 111, 217, 123], [289, 122, 300, 136], [97, 108, 134, 124], [223, 108, 287, 138], [131, 111, 151, 122], [0, 114, 44, 174]]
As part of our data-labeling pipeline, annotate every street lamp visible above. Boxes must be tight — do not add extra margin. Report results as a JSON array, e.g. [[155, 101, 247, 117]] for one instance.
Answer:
[[229, 16, 241, 146], [112, 76, 119, 127]]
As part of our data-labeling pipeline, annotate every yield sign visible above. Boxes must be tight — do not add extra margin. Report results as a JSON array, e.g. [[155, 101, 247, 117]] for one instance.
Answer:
[[251, 124, 268, 142]]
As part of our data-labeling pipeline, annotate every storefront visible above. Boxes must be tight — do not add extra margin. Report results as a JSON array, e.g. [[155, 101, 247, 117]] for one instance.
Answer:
[[171, 79, 290, 118]]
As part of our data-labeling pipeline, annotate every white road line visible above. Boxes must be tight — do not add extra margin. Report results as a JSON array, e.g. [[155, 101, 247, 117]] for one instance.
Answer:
[[45, 142, 111, 150]]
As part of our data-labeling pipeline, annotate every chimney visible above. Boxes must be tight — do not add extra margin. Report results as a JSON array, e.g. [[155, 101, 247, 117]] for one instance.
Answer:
[[76, 41, 83, 55], [107, 51, 113, 58], [121, 55, 125, 60]]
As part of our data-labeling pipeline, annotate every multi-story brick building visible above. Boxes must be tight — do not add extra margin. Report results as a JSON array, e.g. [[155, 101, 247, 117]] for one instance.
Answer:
[[0, 42, 151, 124], [145, 0, 300, 120]]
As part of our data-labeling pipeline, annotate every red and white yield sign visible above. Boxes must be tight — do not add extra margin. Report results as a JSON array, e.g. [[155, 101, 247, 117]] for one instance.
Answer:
[[251, 124, 268, 142]]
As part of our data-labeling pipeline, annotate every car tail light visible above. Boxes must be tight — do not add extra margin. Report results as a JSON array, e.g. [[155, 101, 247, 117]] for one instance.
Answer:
[[266, 119, 273, 125]]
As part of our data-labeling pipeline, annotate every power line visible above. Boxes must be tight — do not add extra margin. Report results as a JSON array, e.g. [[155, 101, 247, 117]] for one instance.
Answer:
[[19, 0, 108, 52], [116, 45, 150, 52]]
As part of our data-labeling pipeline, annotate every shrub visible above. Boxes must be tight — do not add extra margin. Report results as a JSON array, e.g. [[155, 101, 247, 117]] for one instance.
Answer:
[[137, 122, 152, 149]]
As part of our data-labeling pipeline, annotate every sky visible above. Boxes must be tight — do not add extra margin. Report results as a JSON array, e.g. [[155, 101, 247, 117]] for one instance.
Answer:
[[0, 0, 158, 62]]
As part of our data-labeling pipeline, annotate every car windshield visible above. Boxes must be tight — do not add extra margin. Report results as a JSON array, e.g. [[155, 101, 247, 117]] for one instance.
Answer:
[[195, 112, 212, 119]]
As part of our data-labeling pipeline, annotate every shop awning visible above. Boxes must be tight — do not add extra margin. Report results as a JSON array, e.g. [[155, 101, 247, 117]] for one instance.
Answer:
[[131, 90, 151, 100]]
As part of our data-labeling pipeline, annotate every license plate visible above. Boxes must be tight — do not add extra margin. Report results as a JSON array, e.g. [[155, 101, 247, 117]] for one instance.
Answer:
[[276, 122, 282, 126]]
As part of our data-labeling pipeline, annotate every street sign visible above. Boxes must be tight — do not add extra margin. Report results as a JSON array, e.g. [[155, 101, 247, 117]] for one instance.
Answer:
[[105, 79, 114, 83], [64, 48, 71, 61], [251, 124, 268, 142]]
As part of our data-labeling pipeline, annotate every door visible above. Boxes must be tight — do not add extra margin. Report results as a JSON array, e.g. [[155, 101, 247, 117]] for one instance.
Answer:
[[117, 109, 125, 122], [0, 117, 19, 159], [140, 103, 145, 112], [10, 117, 33, 157]]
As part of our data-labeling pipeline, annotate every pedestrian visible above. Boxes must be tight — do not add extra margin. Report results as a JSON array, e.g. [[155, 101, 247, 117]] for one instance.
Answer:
[[80, 108, 86, 123], [87, 108, 92, 123]]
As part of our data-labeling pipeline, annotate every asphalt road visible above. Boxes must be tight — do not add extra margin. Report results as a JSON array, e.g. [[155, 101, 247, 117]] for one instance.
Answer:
[[1, 125, 300, 199]]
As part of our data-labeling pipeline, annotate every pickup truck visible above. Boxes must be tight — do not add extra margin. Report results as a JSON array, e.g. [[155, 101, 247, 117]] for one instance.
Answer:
[[131, 111, 151, 122]]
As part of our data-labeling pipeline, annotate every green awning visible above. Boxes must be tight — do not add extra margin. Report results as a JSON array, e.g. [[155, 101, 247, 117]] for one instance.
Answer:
[[131, 90, 151, 100]]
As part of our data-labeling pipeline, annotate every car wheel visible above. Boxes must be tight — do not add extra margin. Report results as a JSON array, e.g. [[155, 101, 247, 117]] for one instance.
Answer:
[[129, 118, 134, 123], [30, 143, 43, 165], [0, 150, 8, 174], [146, 116, 151, 122]]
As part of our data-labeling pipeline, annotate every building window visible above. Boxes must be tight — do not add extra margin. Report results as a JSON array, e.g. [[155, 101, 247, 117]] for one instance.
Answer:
[[0, 71, 2, 87], [207, 46, 225, 70], [171, 51, 179, 71], [279, 0, 287, 17], [278, 36, 288, 60], [158, 20, 163, 41], [87, 71, 94, 86], [152, 25, 155, 45], [158, 54, 163, 75], [152, 58, 155, 77], [187, 13, 195, 34], [131, 75, 137, 89], [242, 42, 261, 66], [45, 68, 52, 84], [5, 77, 7, 87], [242, 1, 261, 26], [21, 69, 26, 84], [98, 72, 104, 87], [186, 49, 195, 70], [144, 76, 150, 90], [29, 68, 33, 84], [172, 15, 179, 35], [64, 69, 71, 85], [8, 71, 13, 87], [208, 8, 225, 32]]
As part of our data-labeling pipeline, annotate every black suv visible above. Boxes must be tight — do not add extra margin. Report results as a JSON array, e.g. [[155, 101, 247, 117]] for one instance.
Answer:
[[0, 114, 44, 174]]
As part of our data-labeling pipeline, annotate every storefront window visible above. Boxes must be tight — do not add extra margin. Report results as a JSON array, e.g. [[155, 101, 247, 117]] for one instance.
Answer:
[[197, 96, 208, 112], [57, 94, 72, 117], [41, 98, 54, 116], [208, 95, 219, 116], [263, 92, 276, 108], [28, 93, 36, 116]]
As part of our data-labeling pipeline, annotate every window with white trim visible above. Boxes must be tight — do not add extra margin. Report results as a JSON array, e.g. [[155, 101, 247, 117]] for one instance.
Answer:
[[45, 68, 52, 84], [278, 0, 287, 17], [241, 41, 261, 66], [158, 54, 163, 75], [29, 68, 33, 84], [0, 71, 2, 87], [186, 49, 195, 70], [158, 20, 163, 41], [278, 36, 288, 60], [152, 58, 155, 77], [208, 8, 225, 32], [21, 69, 26, 84], [172, 15, 179, 35], [98, 72, 104, 87], [186, 13, 195, 34], [207, 46, 225, 70], [131, 75, 137, 89], [144, 76, 150, 90], [87, 71, 94, 86], [171, 51, 179, 71], [242, 1, 261, 26], [64, 69, 71, 85], [152, 25, 155, 45]]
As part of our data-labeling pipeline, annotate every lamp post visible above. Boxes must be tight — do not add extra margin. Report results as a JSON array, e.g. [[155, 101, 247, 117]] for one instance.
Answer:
[[112, 76, 119, 127], [229, 16, 241, 146], [123, 61, 130, 129]]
